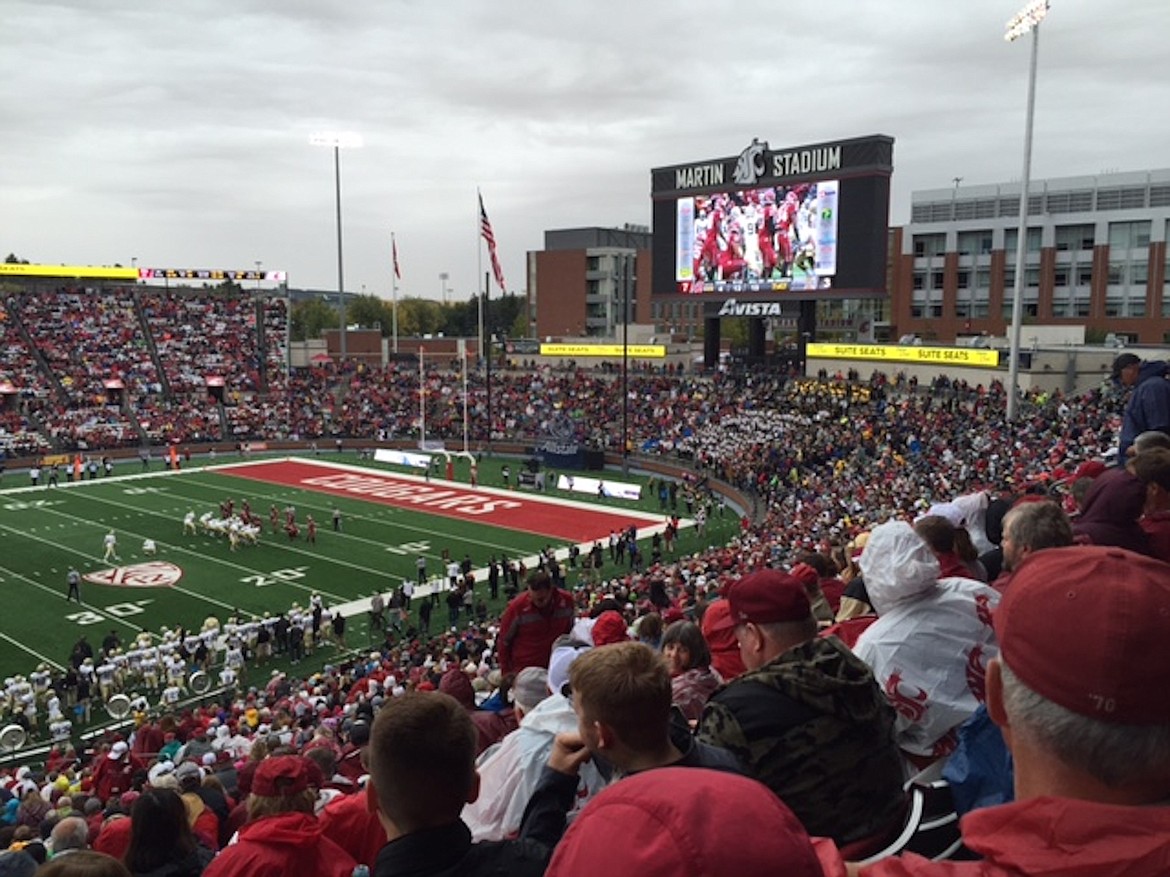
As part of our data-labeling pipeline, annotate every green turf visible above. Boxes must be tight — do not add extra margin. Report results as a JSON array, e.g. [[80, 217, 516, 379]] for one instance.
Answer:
[[0, 454, 738, 681]]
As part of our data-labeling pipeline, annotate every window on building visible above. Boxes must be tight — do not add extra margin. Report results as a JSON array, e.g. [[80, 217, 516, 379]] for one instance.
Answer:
[[930, 270, 945, 290], [1151, 185, 1170, 208], [586, 256, 600, 272], [956, 231, 993, 256], [1077, 267, 1094, 286], [1108, 220, 1152, 251], [1107, 262, 1126, 286], [1054, 224, 1095, 251], [972, 300, 989, 318], [976, 268, 991, 290], [913, 233, 946, 258], [1053, 268, 1069, 287], [957, 270, 971, 288], [912, 271, 925, 291], [1004, 227, 1042, 256]]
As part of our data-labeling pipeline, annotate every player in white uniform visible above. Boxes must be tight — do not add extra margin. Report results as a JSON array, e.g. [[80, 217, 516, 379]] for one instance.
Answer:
[[96, 658, 117, 701], [183, 511, 197, 535], [103, 531, 120, 562], [142, 538, 158, 556]]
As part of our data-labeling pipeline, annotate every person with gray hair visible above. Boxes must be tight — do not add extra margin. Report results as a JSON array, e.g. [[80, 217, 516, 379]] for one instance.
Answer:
[[1131, 429, 1170, 455], [49, 815, 89, 855], [511, 666, 551, 717], [850, 545, 1170, 876], [998, 500, 1074, 579]]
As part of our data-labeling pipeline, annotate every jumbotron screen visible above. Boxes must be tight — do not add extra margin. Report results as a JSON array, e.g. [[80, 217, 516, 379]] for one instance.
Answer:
[[651, 134, 893, 300]]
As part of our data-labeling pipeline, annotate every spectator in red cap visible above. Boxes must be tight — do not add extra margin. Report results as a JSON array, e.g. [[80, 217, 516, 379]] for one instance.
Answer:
[[546, 767, 826, 877], [698, 600, 745, 681], [202, 756, 355, 877], [853, 545, 1170, 875], [588, 610, 629, 647], [497, 571, 575, 675], [697, 569, 904, 850]]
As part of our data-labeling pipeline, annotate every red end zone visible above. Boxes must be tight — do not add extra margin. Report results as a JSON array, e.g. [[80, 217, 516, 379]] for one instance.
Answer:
[[215, 460, 662, 543]]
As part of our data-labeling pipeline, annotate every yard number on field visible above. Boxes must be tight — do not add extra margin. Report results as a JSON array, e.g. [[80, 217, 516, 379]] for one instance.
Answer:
[[385, 541, 430, 555], [67, 600, 153, 626], [241, 567, 309, 588]]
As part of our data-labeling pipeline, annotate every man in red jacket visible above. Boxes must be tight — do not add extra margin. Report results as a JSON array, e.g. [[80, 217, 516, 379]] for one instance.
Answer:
[[847, 546, 1170, 876], [497, 571, 574, 675]]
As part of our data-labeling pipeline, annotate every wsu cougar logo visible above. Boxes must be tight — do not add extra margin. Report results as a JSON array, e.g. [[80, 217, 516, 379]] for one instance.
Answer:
[[733, 138, 768, 186], [884, 670, 929, 723], [84, 562, 183, 589]]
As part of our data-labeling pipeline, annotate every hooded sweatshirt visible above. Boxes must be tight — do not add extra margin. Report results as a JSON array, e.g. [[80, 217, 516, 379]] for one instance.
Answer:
[[856, 796, 1170, 877], [1072, 468, 1152, 555], [1119, 359, 1170, 460], [202, 811, 356, 877]]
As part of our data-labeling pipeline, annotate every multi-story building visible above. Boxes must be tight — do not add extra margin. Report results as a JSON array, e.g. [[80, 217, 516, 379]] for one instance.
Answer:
[[892, 169, 1170, 344], [526, 226, 652, 339]]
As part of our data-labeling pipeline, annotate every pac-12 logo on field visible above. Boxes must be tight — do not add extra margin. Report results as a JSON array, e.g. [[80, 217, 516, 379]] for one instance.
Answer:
[[84, 562, 184, 588]]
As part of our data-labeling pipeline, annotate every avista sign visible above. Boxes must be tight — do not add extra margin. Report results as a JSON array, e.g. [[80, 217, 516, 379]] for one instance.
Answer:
[[717, 299, 786, 317]]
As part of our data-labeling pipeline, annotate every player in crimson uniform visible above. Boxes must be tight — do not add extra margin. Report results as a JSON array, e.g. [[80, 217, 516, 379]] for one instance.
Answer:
[[777, 191, 799, 277]]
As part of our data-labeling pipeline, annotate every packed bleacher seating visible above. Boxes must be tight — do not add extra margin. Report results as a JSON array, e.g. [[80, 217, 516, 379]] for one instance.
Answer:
[[2, 314, 1167, 873]]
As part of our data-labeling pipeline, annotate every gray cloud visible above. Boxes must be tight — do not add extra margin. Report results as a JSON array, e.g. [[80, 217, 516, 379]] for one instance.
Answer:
[[2, 0, 1168, 299]]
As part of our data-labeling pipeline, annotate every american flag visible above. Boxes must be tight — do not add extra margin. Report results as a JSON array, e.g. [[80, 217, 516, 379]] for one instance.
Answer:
[[479, 193, 506, 292], [392, 234, 401, 280]]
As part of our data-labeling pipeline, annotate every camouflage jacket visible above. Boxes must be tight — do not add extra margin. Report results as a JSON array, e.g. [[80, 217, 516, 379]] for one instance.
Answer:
[[698, 635, 904, 845]]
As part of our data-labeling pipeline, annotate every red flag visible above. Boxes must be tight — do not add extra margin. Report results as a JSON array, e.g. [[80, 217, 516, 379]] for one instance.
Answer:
[[479, 193, 506, 292], [392, 235, 401, 280]]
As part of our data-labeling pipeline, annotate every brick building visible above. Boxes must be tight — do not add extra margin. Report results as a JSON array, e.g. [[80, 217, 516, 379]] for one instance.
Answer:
[[526, 227, 653, 339], [892, 169, 1170, 344]]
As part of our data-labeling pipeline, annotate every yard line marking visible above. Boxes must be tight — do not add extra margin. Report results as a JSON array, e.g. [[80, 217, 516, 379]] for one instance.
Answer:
[[0, 632, 65, 671], [0, 559, 147, 641]]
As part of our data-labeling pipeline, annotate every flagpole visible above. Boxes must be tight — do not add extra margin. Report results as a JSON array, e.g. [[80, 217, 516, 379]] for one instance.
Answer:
[[391, 232, 400, 354], [476, 188, 484, 372], [462, 346, 469, 454], [418, 347, 425, 449]]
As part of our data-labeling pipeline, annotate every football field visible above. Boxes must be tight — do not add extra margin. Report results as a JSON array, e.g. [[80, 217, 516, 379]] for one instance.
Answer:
[[0, 454, 726, 681]]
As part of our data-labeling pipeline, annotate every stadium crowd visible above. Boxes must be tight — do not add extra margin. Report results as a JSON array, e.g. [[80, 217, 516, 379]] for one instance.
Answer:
[[1, 287, 1168, 873]]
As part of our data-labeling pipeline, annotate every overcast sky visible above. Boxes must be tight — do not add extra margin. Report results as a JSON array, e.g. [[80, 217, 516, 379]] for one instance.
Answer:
[[3, 0, 1168, 300]]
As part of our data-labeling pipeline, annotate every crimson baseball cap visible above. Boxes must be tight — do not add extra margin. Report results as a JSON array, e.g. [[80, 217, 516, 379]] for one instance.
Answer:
[[711, 569, 811, 631], [997, 545, 1170, 724], [251, 755, 312, 797]]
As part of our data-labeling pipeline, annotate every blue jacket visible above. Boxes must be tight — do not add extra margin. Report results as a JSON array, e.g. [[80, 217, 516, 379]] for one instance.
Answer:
[[1119, 360, 1170, 460]]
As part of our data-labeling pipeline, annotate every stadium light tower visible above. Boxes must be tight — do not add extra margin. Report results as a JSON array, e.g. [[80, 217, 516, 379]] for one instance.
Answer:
[[1004, 0, 1049, 421], [310, 131, 363, 361]]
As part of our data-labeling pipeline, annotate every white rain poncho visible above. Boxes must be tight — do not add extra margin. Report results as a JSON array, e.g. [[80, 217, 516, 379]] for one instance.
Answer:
[[855, 520, 1000, 759], [462, 691, 606, 841]]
